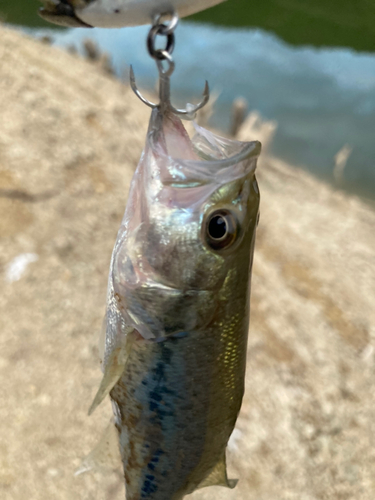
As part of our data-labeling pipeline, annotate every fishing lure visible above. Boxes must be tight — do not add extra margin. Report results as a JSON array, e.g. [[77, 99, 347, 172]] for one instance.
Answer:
[[39, 0, 227, 28], [84, 15, 262, 499]]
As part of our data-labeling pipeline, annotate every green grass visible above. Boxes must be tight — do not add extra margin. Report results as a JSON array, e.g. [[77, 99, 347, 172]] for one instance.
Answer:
[[192, 0, 375, 51]]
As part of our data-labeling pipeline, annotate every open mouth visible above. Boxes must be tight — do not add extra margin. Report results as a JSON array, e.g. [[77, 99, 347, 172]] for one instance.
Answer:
[[38, 1, 93, 28]]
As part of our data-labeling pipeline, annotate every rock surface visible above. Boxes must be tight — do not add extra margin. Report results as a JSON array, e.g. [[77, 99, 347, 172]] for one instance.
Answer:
[[0, 26, 374, 500]]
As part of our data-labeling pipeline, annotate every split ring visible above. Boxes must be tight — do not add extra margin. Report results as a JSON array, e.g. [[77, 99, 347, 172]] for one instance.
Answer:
[[153, 12, 179, 35], [147, 25, 175, 60]]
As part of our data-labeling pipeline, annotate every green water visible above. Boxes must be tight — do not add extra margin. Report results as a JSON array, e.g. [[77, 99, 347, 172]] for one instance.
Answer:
[[2, 0, 375, 52]]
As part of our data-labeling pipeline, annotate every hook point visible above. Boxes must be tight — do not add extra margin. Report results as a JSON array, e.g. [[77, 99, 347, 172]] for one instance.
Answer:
[[204, 80, 210, 99], [129, 65, 157, 109]]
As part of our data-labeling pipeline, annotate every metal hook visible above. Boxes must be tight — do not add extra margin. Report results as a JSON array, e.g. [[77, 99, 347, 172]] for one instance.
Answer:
[[129, 12, 210, 120], [130, 65, 209, 119]]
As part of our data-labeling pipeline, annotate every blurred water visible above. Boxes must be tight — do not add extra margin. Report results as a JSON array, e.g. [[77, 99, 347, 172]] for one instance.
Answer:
[[6, 0, 375, 52], [31, 23, 375, 199]]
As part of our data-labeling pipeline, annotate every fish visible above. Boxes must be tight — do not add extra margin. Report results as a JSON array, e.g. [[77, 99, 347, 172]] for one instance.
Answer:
[[89, 108, 261, 499], [38, 0, 227, 28]]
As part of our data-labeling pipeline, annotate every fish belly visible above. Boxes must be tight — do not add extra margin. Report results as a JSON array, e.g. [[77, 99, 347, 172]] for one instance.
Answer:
[[110, 325, 247, 500]]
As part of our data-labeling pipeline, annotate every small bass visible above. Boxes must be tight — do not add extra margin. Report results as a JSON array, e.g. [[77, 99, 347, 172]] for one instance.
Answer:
[[91, 109, 260, 499], [39, 0, 227, 28]]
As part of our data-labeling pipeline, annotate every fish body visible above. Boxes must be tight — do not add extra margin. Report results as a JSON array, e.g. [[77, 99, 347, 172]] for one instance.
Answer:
[[100, 109, 260, 499], [39, 0, 227, 28]]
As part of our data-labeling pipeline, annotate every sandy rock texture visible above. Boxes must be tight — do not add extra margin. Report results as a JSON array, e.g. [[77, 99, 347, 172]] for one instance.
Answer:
[[0, 26, 374, 500]]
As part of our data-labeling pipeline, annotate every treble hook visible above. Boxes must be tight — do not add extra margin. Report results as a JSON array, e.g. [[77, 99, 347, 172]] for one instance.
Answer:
[[130, 63, 209, 119], [129, 13, 210, 120]]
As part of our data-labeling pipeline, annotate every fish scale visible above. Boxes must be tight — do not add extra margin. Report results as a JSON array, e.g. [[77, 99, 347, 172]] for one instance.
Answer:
[[111, 323, 241, 500]]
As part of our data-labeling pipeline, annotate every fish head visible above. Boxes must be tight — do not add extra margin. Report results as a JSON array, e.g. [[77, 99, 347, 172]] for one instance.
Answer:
[[112, 110, 260, 341]]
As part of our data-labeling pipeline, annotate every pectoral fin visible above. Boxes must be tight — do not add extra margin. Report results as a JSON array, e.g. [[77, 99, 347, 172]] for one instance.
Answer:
[[75, 420, 121, 476], [197, 452, 238, 490], [88, 327, 135, 416]]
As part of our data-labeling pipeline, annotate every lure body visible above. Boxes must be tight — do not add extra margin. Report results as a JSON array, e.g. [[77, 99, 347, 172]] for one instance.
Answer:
[[39, 0, 227, 28], [94, 109, 260, 499]]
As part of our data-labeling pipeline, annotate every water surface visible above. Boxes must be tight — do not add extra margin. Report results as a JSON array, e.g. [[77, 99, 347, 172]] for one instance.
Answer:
[[3, 0, 375, 51]]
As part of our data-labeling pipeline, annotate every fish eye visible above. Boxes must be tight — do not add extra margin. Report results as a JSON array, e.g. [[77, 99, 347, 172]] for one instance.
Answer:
[[204, 209, 238, 250]]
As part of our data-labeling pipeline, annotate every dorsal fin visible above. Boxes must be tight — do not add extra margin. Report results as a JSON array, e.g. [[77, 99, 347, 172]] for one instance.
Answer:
[[196, 452, 238, 490]]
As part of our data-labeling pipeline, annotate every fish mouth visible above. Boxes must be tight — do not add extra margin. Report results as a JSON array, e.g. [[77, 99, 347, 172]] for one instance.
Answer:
[[38, 1, 93, 28], [149, 109, 261, 190]]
